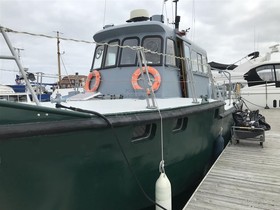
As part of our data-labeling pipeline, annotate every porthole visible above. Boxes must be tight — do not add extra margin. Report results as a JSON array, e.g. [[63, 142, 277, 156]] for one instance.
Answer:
[[172, 117, 188, 133], [131, 124, 156, 142], [273, 100, 276, 108]]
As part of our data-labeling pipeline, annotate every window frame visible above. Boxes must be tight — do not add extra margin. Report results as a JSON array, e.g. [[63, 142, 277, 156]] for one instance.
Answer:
[[197, 53, 203, 72], [103, 39, 120, 69], [119, 37, 140, 67], [165, 38, 177, 67], [91, 44, 105, 70], [141, 35, 163, 66], [256, 64, 275, 82]]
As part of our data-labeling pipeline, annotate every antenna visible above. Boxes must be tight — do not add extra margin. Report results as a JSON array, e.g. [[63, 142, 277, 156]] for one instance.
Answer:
[[191, 0, 196, 40], [103, 0, 107, 27], [162, 0, 168, 15], [173, 0, 180, 30]]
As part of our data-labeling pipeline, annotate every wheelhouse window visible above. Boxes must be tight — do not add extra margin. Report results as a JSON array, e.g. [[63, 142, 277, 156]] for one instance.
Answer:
[[190, 51, 207, 74], [92, 45, 104, 69], [166, 38, 176, 66], [275, 65, 280, 81], [191, 50, 199, 72], [184, 43, 191, 70], [142, 36, 162, 65], [202, 55, 208, 73], [120, 38, 139, 66], [105, 40, 119, 67], [197, 53, 203, 72]]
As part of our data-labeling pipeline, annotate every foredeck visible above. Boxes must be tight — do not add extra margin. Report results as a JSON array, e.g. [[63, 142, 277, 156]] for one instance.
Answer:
[[183, 109, 280, 210]]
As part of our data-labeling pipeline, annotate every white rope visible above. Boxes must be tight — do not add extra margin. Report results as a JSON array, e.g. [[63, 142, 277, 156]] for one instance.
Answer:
[[149, 88, 165, 174], [158, 107, 165, 173], [1, 26, 193, 62]]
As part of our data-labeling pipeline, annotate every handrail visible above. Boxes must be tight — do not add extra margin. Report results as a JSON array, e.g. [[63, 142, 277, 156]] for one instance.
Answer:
[[0, 26, 41, 106]]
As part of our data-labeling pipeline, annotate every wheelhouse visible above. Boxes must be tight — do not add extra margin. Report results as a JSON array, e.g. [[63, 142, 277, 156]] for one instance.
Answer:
[[88, 17, 211, 99]]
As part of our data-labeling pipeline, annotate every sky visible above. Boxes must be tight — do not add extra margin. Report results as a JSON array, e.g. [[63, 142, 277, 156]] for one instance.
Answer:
[[0, 0, 280, 84]]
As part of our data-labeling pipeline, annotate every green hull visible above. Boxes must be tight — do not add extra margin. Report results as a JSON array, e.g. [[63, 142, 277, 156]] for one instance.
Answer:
[[0, 100, 234, 209]]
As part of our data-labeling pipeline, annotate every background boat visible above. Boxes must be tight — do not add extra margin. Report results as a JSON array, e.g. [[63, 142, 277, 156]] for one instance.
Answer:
[[211, 44, 280, 110]]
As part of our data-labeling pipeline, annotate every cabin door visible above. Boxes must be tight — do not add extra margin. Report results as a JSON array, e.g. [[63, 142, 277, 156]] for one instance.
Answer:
[[177, 39, 189, 97]]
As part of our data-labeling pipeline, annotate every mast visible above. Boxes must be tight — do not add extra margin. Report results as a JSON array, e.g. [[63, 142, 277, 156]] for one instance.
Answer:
[[56, 31, 62, 87], [13, 47, 24, 79]]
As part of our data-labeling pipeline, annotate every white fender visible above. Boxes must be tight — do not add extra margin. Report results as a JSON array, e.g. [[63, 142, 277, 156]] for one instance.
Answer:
[[155, 172, 172, 210]]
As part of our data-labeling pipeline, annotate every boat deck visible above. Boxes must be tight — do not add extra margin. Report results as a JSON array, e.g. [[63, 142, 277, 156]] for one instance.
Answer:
[[183, 109, 280, 210]]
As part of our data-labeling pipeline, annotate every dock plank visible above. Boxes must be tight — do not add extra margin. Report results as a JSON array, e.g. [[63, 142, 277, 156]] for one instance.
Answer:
[[183, 109, 280, 210]]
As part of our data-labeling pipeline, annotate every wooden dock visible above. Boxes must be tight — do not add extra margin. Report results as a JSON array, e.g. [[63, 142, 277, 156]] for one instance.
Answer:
[[183, 109, 280, 210]]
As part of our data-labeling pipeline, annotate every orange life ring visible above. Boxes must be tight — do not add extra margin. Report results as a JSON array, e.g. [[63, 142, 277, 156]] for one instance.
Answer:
[[131, 66, 161, 92], [84, 70, 101, 92]]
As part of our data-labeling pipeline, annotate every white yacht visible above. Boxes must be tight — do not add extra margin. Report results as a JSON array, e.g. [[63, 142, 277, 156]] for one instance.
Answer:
[[212, 44, 280, 109]]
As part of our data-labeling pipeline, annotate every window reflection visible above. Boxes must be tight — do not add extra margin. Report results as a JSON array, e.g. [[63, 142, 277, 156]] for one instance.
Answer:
[[275, 65, 280, 81], [256, 65, 275, 81], [191, 50, 198, 72], [143, 37, 162, 65], [166, 39, 176, 66], [197, 53, 203, 72], [184, 44, 191, 71], [120, 38, 139, 65], [202, 56, 208, 73], [93, 45, 104, 69], [105, 41, 119, 67]]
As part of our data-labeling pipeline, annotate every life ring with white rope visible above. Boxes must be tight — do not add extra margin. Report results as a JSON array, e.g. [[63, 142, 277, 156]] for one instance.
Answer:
[[131, 66, 161, 93]]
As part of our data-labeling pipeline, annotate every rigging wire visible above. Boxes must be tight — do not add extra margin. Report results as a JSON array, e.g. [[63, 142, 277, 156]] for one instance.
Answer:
[[161, 0, 165, 15], [191, 0, 196, 41], [3, 27, 94, 44], [1, 26, 188, 62], [60, 54, 72, 85], [240, 96, 264, 109], [103, 0, 107, 27], [0, 26, 211, 86]]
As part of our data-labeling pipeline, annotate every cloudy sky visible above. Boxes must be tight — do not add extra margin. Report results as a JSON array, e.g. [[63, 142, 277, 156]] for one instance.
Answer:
[[0, 0, 279, 84]]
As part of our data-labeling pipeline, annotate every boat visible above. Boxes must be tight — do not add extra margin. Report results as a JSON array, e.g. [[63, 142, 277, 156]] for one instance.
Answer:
[[0, 3, 236, 210], [211, 44, 280, 110], [0, 84, 31, 103]]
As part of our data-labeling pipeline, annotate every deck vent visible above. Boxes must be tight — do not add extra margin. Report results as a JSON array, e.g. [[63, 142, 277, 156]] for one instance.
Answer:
[[126, 9, 149, 22]]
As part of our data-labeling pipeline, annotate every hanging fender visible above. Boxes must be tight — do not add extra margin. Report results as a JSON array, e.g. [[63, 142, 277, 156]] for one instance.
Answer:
[[84, 70, 101, 92], [131, 66, 161, 92]]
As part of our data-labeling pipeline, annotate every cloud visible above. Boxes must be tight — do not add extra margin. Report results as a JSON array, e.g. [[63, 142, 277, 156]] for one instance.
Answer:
[[1, 0, 279, 84]]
